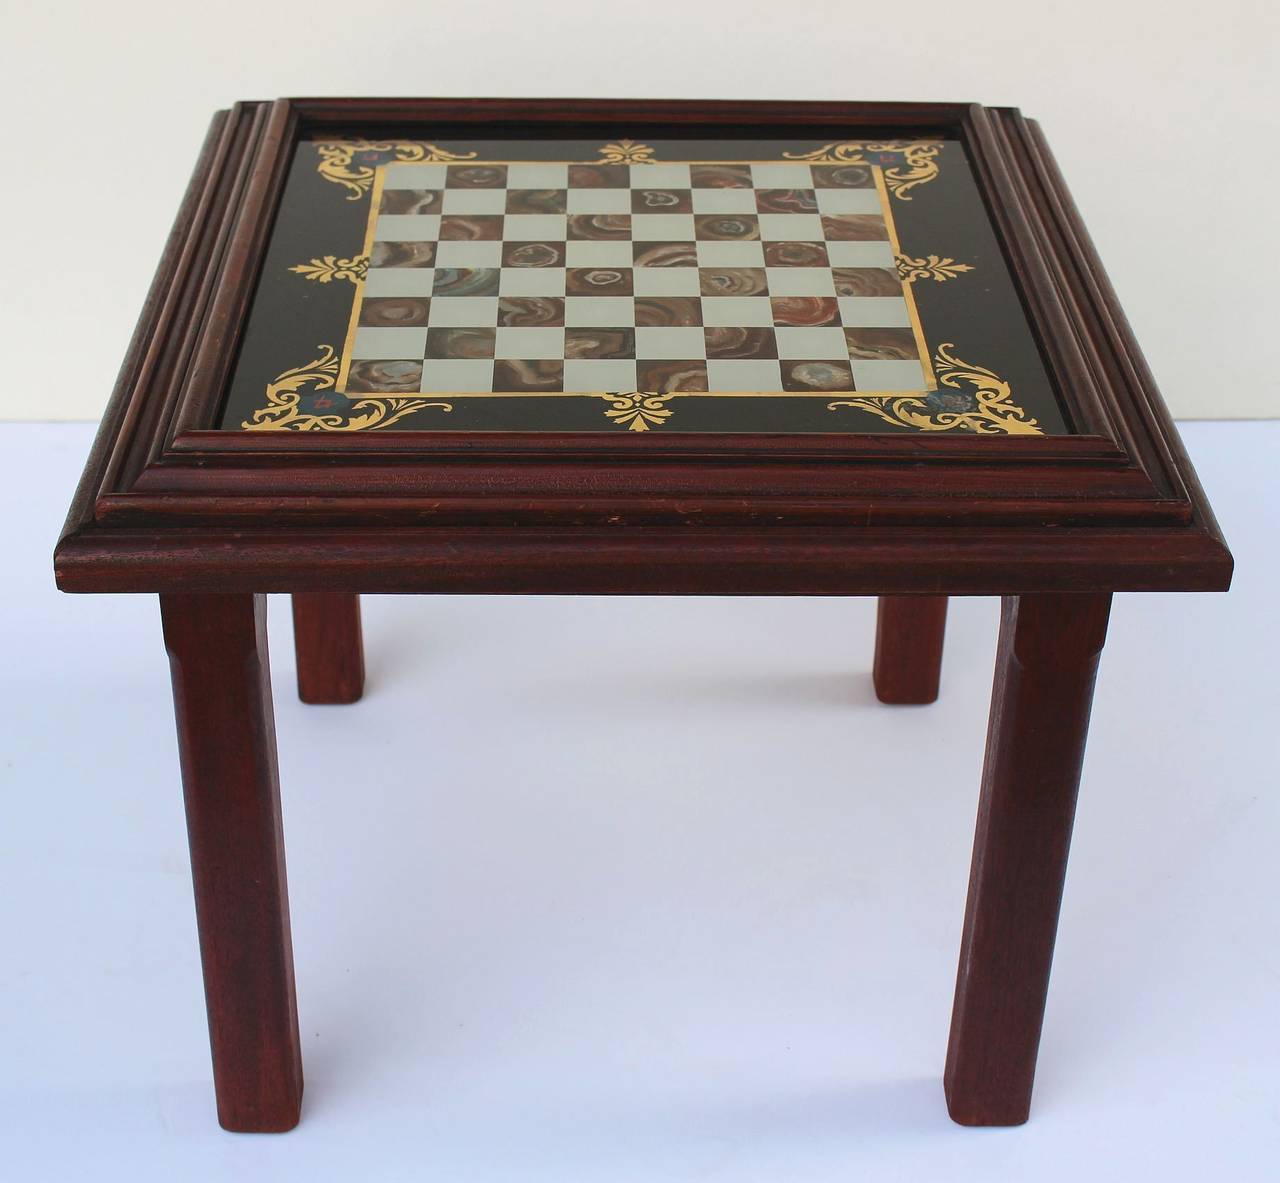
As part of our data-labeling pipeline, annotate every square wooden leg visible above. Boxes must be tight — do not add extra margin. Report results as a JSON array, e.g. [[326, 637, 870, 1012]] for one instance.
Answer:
[[161, 593, 303, 1132], [291, 592, 365, 704], [944, 592, 1111, 1125], [873, 595, 948, 704]]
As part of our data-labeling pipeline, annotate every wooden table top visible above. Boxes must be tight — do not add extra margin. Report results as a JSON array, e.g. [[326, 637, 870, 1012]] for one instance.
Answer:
[[54, 99, 1231, 597]]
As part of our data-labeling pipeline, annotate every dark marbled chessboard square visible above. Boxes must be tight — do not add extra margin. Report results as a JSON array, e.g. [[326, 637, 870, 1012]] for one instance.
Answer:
[[821, 214, 887, 241], [631, 188, 693, 213], [704, 327, 778, 359], [446, 164, 508, 188], [770, 297, 840, 328], [505, 188, 568, 214], [501, 241, 565, 268], [634, 297, 703, 326], [425, 327, 497, 359], [637, 359, 709, 392], [493, 359, 565, 391], [565, 266, 633, 295], [432, 268, 501, 296], [844, 327, 919, 360], [832, 266, 901, 296], [780, 359, 855, 391], [568, 164, 630, 188], [694, 214, 760, 241], [810, 163, 874, 189], [439, 215, 504, 241], [565, 328, 635, 359], [699, 267, 768, 296], [346, 359, 424, 394], [369, 241, 436, 268], [690, 164, 753, 188], [633, 241, 697, 267], [763, 240, 830, 268], [754, 189, 818, 214], [497, 297, 565, 327], [358, 296, 430, 328], [567, 214, 631, 241], [380, 189, 442, 214]]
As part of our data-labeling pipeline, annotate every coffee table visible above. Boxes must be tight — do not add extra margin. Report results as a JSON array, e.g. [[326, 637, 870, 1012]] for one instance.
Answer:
[[54, 99, 1233, 1133]]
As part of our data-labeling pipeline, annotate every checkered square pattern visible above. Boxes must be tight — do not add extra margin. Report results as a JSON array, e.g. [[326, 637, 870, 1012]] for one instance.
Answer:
[[347, 162, 929, 395]]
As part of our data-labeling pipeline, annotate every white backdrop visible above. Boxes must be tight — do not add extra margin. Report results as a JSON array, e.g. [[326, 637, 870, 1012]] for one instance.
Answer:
[[5, 0, 1276, 420]]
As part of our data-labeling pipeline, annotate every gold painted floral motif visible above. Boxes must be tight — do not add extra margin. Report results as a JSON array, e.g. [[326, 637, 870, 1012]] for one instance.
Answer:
[[827, 344, 1042, 435], [895, 253, 973, 283], [783, 141, 941, 200], [595, 140, 656, 164], [289, 254, 369, 285], [315, 140, 478, 200], [242, 345, 451, 431], [600, 391, 676, 431]]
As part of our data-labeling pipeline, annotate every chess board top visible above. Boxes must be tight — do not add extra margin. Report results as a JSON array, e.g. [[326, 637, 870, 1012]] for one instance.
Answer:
[[55, 100, 1230, 596], [219, 135, 1069, 436]]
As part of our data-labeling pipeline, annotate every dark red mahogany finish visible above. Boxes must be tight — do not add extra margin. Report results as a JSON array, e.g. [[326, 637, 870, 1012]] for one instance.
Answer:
[[55, 99, 1232, 1133]]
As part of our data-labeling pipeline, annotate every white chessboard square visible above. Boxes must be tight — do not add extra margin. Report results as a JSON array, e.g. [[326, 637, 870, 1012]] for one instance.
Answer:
[[375, 213, 442, 242], [632, 213, 696, 241], [632, 267, 701, 297], [838, 296, 912, 327], [441, 189, 507, 215], [691, 188, 759, 215], [507, 163, 569, 188], [750, 163, 813, 188], [563, 358, 638, 392], [631, 164, 691, 188], [815, 188, 884, 215], [706, 358, 784, 392], [363, 268, 436, 297], [351, 326, 428, 360], [851, 358, 929, 391], [634, 326, 707, 360], [427, 297, 499, 326], [503, 214, 567, 240], [826, 240, 897, 268], [694, 240, 765, 268], [494, 327, 566, 360], [567, 188, 631, 215], [775, 326, 849, 359], [758, 213, 824, 242], [765, 267, 837, 296], [382, 163, 447, 189], [564, 296, 636, 327], [701, 296, 775, 327], [435, 240, 503, 269], [417, 359, 495, 392], [499, 268, 566, 296], [566, 240, 634, 268]]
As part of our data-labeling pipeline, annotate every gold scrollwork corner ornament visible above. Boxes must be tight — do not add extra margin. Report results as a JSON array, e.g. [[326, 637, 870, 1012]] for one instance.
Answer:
[[315, 140, 479, 200], [241, 345, 451, 431], [599, 391, 676, 431], [289, 255, 369, 285], [783, 140, 941, 200], [828, 344, 1042, 435]]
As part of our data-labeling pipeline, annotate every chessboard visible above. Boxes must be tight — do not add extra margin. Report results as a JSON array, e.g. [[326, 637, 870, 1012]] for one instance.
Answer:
[[335, 160, 934, 399]]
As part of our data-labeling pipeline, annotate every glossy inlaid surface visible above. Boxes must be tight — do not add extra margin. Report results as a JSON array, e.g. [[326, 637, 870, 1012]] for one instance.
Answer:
[[220, 138, 1071, 434]]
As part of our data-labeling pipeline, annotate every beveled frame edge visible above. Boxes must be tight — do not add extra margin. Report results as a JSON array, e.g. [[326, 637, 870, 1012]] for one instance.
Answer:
[[56, 98, 1232, 593]]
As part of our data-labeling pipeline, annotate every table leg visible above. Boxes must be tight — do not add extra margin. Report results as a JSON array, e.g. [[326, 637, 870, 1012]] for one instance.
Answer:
[[873, 595, 948, 704], [944, 592, 1111, 1125], [291, 592, 365, 704], [160, 593, 303, 1132]]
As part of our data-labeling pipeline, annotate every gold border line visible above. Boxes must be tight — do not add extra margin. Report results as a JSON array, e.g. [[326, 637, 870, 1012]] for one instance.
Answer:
[[336, 167, 386, 392], [873, 166, 936, 389]]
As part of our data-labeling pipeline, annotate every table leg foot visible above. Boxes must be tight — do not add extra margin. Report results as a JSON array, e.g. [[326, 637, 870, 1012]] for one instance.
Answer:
[[943, 592, 1111, 1126], [291, 593, 365, 704], [873, 595, 947, 704], [161, 593, 304, 1132]]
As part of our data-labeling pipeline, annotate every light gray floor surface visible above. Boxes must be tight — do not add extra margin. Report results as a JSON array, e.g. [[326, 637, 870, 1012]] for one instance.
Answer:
[[3, 421, 1276, 1180]]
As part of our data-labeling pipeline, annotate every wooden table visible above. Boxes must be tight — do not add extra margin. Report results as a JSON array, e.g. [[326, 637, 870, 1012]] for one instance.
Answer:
[[55, 99, 1233, 1133]]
